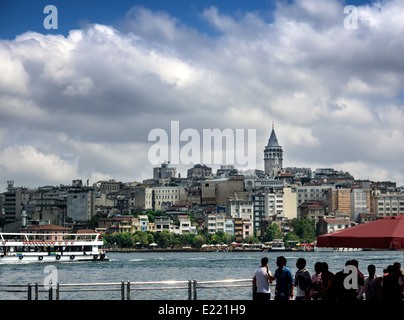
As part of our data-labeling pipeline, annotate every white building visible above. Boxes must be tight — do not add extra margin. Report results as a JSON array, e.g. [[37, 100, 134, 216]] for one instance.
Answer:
[[138, 215, 149, 231], [152, 186, 184, 211], [350, 189, 369, 222], [266, 187, 297, 220], [205, 213, 226, 234], [225, 198, 253, 221], [374, 193, 404, 217]]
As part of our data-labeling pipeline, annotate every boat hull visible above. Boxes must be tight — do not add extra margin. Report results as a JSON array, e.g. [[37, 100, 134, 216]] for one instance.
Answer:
[[0, 253, 108, 264]]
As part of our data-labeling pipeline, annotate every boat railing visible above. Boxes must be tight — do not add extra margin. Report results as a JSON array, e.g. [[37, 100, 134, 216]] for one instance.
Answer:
[[0, 279, 257, 300], [0, 233, 102, 243]]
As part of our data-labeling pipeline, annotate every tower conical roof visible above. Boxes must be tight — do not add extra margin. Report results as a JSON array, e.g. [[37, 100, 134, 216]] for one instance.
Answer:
[[266, 127, 280, 147]]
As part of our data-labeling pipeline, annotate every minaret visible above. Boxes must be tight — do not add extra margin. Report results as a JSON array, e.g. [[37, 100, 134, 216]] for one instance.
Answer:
[[264, 122, 283, 177]]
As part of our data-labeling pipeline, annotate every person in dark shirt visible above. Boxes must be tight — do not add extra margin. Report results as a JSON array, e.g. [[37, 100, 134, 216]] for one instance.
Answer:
[[381, 264, 403, 301], [333, 260, 365, 301], [274, 256, 294, 301], [314, 262, 334, 300]]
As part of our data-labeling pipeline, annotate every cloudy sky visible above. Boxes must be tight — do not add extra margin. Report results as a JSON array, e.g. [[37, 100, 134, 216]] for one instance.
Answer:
[[0, 0, 403, 190]]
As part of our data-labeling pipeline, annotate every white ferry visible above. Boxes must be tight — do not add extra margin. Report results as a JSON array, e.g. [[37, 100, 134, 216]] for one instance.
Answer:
[[270, 240, 286, 251], [0, 232, 108, 263]]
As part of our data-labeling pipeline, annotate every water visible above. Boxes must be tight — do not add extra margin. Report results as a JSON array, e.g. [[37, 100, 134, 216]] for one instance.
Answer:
[[0, 250, 402, 300]]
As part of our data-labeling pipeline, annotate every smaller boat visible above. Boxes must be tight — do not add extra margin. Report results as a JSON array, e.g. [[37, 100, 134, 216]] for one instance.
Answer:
[[0, 232, 108, 263], [270, 240, 286, 251]]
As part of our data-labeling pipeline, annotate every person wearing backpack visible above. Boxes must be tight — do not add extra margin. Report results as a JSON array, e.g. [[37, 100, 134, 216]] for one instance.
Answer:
[[295, 258, 312, 300]]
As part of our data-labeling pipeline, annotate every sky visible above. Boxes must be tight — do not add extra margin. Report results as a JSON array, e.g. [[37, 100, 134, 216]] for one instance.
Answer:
[[0, 0, 404, 191]]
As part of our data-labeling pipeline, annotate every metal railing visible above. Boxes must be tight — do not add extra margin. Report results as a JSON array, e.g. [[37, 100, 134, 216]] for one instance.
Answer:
[[0, 279, 256, 300]]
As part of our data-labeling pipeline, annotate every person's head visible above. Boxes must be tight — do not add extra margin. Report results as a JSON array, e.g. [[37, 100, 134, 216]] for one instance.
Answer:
[[322, 262, 329, 273], [296, 258, 306, 270], [276, 256, 287, 268], [314, 262, 323, 274], [387, 265, 395, 274], [351, 259, 359, 268], [261, 257, 269, 267], [393, 262, 401, 271], [368, 264, 376, 276], [345, 260, 353, 267]]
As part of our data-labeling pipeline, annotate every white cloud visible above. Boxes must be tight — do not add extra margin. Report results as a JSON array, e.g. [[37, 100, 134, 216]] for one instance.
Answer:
[[0, 0, 404, 188]]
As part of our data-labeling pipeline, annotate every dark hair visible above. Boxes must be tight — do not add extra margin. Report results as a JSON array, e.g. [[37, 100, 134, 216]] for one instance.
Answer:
[[314, 262, 322, 274], [368, 264, 376, 274], [276, 256, 287, 267], [261, 257, 269, 267], [296, 258, 306, 269]]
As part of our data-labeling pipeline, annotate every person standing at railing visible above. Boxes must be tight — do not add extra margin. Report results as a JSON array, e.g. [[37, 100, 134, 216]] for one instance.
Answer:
[[294, 258, 311, 301], [253, 257, 275, 301], [274, 256, 294, 301]]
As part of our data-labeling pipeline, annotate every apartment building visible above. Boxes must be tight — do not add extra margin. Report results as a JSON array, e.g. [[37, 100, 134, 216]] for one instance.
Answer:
[[225, 198, 253, 221], [201, 176, 244, 206], [373, 193, 404, 217], [296, 185, 332, 206], [267, 187, 297, 221], [350, 188, 370, 221], [327, 188, 351, 216], [152, 186, 184, 211]]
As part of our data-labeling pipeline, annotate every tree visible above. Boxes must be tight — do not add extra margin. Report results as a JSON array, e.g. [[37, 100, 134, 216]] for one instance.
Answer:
[[291, 217, 315, 242], [133, 231, 149, 246], [262, 223, 283, 242]]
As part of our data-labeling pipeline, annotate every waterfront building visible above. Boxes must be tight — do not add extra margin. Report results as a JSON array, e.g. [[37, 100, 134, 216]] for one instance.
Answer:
[[373, 192, 404, 217], [138, 215, 149, 232], [155, 216, 174, 233], [316, 216, 351, 235], [177, 215, 197, 234], [98, 216, 138, 234], [205, 213, 230, 234], [242, 219, 252, 239], [224, 217, 234, 235], [263, 123, 283, 178]]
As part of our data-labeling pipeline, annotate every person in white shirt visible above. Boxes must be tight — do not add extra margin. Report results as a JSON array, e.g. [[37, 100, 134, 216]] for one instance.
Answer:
[[253, 257, 274, 301]]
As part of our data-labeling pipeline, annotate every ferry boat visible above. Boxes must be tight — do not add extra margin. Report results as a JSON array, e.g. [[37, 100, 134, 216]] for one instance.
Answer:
[[270, 240, 286, 251], [0, 232, 108, 263]]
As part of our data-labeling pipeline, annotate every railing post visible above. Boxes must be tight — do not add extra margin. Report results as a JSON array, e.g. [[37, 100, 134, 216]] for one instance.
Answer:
[[48, 286, 53, 300], [126, 281, 131, 300], [193, 280, 197, 300], [35, 283, 39, 300], [56, 283, 60, 300], [188, 280, 192, 300], [121, 281, 125, 300], [27, 283, 32, 300]]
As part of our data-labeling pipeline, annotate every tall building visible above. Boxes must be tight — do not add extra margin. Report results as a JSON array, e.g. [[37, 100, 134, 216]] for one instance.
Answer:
[[264, 123, 283, 177], [153, 162, 177, 180]]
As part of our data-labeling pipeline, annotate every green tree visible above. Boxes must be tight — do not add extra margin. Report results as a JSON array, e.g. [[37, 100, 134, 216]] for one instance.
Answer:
[[262, 223, 283, 242], [133, 231, 149, 246], [291, 217, 315, 242]]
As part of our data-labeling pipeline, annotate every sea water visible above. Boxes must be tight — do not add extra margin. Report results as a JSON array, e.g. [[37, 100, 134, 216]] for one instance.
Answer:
[[0, 250, 402, 300]]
